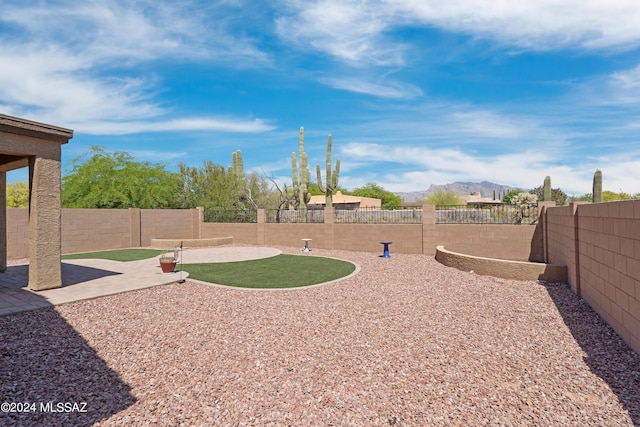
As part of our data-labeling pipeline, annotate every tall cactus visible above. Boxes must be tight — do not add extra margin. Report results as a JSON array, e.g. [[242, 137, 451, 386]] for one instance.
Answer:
[[593, 169, 602, 203], [292, 127, 310, 221], [231, 150, 244, 178], [543, 176, 551, 202], [316, 134, 341, 208]]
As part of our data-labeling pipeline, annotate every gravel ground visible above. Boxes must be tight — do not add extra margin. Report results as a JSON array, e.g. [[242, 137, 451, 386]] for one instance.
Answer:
[[1, 246, 639, 426]]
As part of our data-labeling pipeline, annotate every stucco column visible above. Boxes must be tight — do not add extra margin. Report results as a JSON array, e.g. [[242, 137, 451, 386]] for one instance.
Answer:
[[129, 208, 142, 247], [422, 204, 436, 256], [0, 171, 6, 271], [324, 207, 334, 250], [256, 209, 265, 245], [28, 155, 62, 290]]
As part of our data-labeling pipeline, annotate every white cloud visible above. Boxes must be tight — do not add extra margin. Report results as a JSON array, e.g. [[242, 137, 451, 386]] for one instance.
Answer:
[[1, 0, 269, 64], [450, 111, 526, 138], [611, 65, 640, 89], [395, 0, 640, 50], [277, 0, 640, 65], [127, 150, 188, 163], [276, 0, 406, 65], [319, 77, 423, 99], [0, 45, 163, 125], [0, 1, 273, 134], [73, 117, 275, 135], [602, 63, 640, 105], [339, 141, 640, 195]]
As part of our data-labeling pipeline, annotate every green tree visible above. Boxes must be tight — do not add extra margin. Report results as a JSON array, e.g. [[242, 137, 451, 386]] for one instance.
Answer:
[[568, 193, 592, 202], [243, 171, 276, 209], [502, 190, 521, 204], [529, 186, 568, 206], [306, 182, 324, 196], [424, 190, 464, 206], [569, 191, 636, 203], [6, 181, 29, 207], [603, 191, 633, 201], [350, 183, 403, 209], [178, 161, 242, 214], [307, 182, 349, 196], [62, 146, 182, 208]]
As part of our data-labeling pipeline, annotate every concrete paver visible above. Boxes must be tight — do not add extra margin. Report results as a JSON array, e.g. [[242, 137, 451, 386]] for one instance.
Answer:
[[0, 247, 281, 316]]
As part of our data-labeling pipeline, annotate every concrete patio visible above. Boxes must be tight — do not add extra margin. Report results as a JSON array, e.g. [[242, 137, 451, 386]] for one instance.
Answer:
[[0, 246, 281, 316]]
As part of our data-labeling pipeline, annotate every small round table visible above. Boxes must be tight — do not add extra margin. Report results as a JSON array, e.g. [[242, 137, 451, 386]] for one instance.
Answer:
[[380, 241, 393, 258], [302, 238, 312, 252]]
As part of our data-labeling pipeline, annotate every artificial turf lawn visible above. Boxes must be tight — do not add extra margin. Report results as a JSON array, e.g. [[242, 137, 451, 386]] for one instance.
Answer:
[[180, 254, 356, 288], [62, 248, 163, 262]]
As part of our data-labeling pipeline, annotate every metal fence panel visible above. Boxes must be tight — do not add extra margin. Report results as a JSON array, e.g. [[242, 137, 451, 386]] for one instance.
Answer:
[[203, 205, 537, 225], [265, 209, 324, 223], [205, 209, 257, 223], [435, 204, 538, 225], [335, 207, 423, 224]]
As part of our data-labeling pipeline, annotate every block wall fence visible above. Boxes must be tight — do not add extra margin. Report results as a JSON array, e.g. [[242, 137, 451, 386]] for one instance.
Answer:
[[5, 201, 639, 353], [7, 207, 203, 258], [544, 201, 640, 354], [7, 205, 541, 260]]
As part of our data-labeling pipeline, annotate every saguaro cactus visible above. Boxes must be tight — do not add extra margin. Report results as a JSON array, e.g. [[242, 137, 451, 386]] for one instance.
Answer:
[[316, 134, 341, 208], [231, 150, 244, 177], [543, 176, 551, 202], [292, 127, 310, 221], [593, 169, 602, 203]]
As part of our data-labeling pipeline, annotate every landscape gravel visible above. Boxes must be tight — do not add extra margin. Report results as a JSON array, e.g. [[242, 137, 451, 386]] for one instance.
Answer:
[[1, 245, 639, 426]]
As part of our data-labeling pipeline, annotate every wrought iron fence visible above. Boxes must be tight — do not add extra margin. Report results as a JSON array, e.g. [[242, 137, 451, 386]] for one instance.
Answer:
[[265, 209, 325, 224], [202, 205, 537, 225], [205, 209, 257, 223], [435, 204, 539, 225], [335, 207, 423, 224]]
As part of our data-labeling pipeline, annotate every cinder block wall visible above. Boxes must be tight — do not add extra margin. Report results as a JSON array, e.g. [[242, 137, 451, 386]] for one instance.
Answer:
[[578, 201, 639, 354], [545, 200, 640, 355], [6, 208, 200, 257], [434, 224, 541, 261], [545, 204, 581, 292], [202, 223, 258, 245], [264, 224, 327, 249], [7, 208, 28, 259], [201, 222, 424, 253], [333, 224, 423, 253], [62, 209, 131, 254], [140, 209, 198, 246]]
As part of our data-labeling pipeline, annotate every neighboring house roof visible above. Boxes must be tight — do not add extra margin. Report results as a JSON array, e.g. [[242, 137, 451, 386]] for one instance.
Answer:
[[464, 193, 502, 204], [308, 191, 382, 208]]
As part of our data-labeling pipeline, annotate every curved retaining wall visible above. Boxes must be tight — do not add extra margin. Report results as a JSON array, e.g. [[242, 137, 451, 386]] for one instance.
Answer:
[[150, 237, 233, 249], [435, 246, 567, 282]]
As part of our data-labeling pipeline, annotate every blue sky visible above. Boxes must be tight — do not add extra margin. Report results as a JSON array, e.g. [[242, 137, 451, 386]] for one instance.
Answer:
[[2, 0, 640, 196]]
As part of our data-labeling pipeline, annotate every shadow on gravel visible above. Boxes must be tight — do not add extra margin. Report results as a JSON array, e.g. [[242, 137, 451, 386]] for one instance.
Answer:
[[545, 283, 640, 425], [1, 263, 120, 290], [0, 304, 136, 426]]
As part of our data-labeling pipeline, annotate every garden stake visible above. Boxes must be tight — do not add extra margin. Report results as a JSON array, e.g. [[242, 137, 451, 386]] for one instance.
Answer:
[[177, 241, 185, 283]]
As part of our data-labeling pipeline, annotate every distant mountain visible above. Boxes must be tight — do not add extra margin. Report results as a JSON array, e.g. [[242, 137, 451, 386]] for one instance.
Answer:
[[396, 181, 522, 202]]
